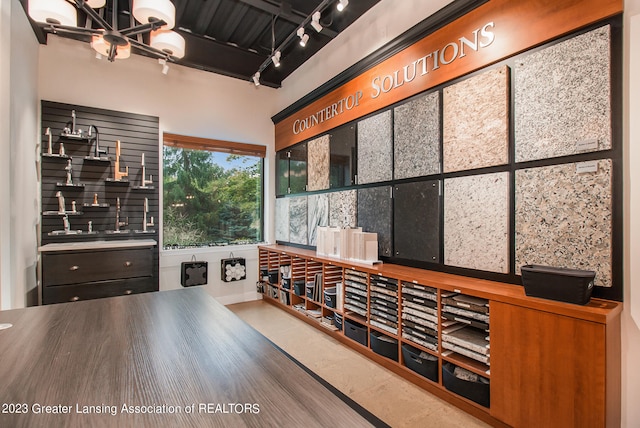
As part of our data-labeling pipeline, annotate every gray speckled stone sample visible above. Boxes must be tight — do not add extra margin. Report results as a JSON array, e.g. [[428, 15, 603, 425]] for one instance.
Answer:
[[443, 66, 509, 173], [515, 25, 611, 162], [275, 197, 289, 242], [307, 193, 329, 246], [357, 110, 392, 184], [394, 92, 441, 179], [307, 135, 330, 191], [444, 172, 509, 273], [289, 196, 308, 245], [329, 190, 357, 228], [357, 186, 392, 257], [394, 180, 441, 262], [515, 159, 612, 287]]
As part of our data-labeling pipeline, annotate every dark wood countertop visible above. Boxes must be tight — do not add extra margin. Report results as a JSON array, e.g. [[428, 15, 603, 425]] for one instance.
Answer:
[[0, 287, 383, 427]]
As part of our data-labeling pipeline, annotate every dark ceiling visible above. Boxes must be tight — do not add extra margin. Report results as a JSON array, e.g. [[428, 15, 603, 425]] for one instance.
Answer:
[[22, 0, 381, 88]]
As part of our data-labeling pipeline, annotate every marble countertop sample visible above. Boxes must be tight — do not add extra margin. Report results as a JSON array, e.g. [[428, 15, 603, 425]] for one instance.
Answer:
[[515, 25, 611, 162], [275, 197, 290, 242], [394, 91, 440, 179], [357, 110, 392, 184], [289, 196, 308, 246], [39, 239, 157, 252], [307, 193, 328, 246], [443, 66, 509, 173], [515, 159, 612, 287], [444, 172, 509, 273]]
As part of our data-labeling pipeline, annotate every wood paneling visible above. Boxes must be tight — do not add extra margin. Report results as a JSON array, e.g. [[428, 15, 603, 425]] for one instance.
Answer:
[[163, 132, 266, 158], [0, 287, 384, 427], [274, 0, 622, 150], [490, 301, 620, 427]]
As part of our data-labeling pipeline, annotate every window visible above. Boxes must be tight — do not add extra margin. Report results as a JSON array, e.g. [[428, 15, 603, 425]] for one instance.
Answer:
[[163, 133, 265, 249]]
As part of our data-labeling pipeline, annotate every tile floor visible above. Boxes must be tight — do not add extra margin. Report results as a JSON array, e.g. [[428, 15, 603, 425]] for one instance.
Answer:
[[227, 300, 489, 428]]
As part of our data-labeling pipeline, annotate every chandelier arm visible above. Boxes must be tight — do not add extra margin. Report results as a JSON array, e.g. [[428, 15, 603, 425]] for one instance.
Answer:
[[120, 21, 168, 37], [128, 38, 174, 62], [43, 24, 104, 37], [70, 0, 113, 31]]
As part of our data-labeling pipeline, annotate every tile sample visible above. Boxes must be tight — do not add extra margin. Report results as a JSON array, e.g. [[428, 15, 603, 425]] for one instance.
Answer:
[[275, 197, 290, 242], [394, 180, 441, 262], [329, 190, 357, 228], [444, 172, 509, 273], [443, 66, 509, 172], [289, 196, 308, 245], [394, 91, 441, 179], [515, 25, 611, 162], [515, 159, 612, 287], [357, 110, 392, 184], [307, 135, 330, 191], [289, 142, 307, 194], [358, 186, 392, 257], [307, 193, 329, 246]]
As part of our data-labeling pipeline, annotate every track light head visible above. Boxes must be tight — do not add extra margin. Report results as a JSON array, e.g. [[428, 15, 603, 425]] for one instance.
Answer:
[[311, 11, 322, 32], [272, 51, 281, 67], [337, 0, 349, 12], [297, 28, 309, 47], [252, 72, 261, 86]]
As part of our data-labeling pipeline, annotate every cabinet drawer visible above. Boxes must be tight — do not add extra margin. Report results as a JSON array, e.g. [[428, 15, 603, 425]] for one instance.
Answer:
[[42, 248, 153, 286], [42, 277, 157, 305]]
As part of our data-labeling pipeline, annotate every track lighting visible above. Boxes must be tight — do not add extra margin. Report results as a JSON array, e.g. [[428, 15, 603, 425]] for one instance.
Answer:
[[297, 27, 309, 47], [159, 58, 169, 75], [337, 0, 349, 12], [252, 72, 261, 86], [311, 12, 322, 32], [272, 51, 281, 67]]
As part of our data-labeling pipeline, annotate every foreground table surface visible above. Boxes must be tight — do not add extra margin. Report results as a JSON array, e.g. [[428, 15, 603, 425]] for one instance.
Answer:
[[0, 287, 380, 427]]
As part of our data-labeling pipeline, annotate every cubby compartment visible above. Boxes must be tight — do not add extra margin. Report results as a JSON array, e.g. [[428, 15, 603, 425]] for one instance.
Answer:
[[441, 293, 490, 367], [334, 313, 343, 332], [370, 331, 398, 361], [344, 318, 368, 347], [293, 280, 305, 296], [370, 275, 398, 335], [344, 268, 368, 319], [402, 343, 438, 382], [442, 362, 490, 408], [401, 281, 438, 352]]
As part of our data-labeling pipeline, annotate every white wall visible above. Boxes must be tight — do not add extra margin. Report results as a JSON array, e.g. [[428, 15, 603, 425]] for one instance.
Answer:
[[38, 36, 278, 305], [0, 0, 40, 310], [624, 1, 640, 426]]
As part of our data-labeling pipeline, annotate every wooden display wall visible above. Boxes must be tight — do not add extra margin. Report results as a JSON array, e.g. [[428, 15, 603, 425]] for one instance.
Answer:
[[273, 2, 623, 301]]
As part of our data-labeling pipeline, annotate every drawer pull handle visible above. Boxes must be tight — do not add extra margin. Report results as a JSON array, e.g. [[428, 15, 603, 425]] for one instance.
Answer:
[[124, 261, 133, 267], [70, 296, 80, 302], [125, 290, 133, 295], [69, 265, 79, 271]]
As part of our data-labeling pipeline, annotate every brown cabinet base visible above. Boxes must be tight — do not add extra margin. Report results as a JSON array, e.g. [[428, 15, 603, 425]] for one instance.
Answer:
[[43, 277, 157, 305]]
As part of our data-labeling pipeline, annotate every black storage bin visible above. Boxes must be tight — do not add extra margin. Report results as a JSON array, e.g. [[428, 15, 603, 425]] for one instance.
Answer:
[[268, 270, 279, 284], [402, 344, 438, 382], [260, 267, 269, 282], [344, 319, 368, 347], [334, 313, 343, 331], [442, 363, 490, 408], [521, 265, 595, 305], [282, 278, 291, 289], [293, 280, 305, 296], [324, 287, 337, 308], [370, 331, 398, 361], [306, 283, 315, 300]]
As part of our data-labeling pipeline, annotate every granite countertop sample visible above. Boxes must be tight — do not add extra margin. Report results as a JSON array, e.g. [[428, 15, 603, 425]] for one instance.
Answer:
[[307, 134, 330, 191], [39, 239, 157, 252], [329, 190, 357, 228], [357, 110, 392, 184]]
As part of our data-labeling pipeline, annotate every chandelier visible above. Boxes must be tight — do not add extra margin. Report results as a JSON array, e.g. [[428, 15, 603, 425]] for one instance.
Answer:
[[28, 0, 185, 72]]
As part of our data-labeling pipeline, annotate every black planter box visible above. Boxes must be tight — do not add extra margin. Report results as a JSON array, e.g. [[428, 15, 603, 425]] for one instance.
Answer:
[[293, 280, 305, 296], [442, 363, 490, 408], [402, 344, 438, 382], [334, 313, 343, 332], [344, 319, 368, 347], [370, 331, 398, 361], [521, 265, 595, 305], [324, 287, 337, 308]]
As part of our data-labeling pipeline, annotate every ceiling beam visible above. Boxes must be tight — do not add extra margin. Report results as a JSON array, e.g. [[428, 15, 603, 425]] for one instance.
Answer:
[[237, 0, 338, 38]]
